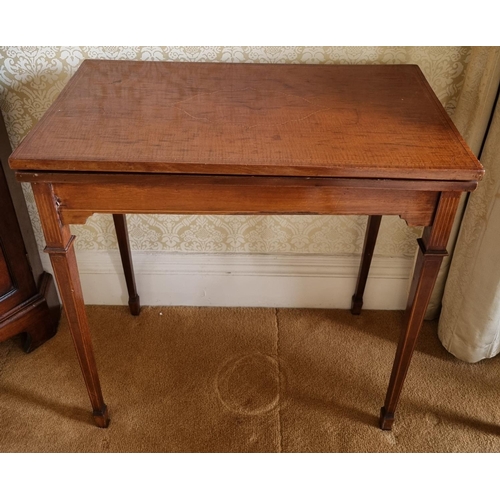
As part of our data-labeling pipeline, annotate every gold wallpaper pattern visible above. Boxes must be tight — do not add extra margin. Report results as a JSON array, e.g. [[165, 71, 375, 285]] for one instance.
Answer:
[[0, 46, 471, 256]]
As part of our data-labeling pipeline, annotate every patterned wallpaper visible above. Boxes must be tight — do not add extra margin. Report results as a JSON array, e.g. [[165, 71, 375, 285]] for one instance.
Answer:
[[0, 46, 471, 256]]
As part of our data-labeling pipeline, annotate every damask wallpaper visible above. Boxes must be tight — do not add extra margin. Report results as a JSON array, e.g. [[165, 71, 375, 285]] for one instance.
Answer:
[[0, 46, 471, 256]]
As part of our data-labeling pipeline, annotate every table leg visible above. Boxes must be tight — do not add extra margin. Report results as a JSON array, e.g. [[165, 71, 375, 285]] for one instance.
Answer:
[[351, 215, 382, 315], [379, 192, 460, 430], [113, 214, 140, 316], [32, 183, 109, 428]]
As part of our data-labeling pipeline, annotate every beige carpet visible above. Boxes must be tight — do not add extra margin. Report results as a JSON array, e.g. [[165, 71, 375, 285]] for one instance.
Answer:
[[1, 306, 499, 452]]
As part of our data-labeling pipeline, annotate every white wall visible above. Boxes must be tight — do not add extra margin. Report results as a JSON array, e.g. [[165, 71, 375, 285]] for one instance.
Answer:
[[42, 251, 413, 309]]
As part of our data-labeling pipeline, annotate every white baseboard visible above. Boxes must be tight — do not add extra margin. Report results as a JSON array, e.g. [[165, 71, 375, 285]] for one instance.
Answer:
[[40, 251, 414, 310]]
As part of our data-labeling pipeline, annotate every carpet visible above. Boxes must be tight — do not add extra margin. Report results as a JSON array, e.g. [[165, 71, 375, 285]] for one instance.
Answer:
[[0, 306, 499, 452]]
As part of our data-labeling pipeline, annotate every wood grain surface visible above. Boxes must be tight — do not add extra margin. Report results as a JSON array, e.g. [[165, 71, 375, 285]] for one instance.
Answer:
[[10, 60, 483, 182], [22, 174, 453, 227]]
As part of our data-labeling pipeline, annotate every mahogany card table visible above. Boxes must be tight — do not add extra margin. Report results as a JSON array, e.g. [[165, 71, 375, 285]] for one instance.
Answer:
[[9, 60, 483, 430]]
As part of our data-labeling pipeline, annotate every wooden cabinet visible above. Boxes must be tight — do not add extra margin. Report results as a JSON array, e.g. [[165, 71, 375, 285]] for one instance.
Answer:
[[0, 112, 60, 351]]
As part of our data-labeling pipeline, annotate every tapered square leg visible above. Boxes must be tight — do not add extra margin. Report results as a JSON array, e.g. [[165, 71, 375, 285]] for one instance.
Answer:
[[33, 183, 109, 428], [113, 214, 140, 316], [380, 192, 460, 430], [351, 215, 382, 315]]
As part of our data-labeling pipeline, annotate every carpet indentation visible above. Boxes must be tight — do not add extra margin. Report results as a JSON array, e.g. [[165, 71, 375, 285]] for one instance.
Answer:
[[215, 352, 281, 415]]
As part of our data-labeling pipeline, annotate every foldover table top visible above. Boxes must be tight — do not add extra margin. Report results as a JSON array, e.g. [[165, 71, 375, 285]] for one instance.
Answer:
[[10, 59, 483, 182]]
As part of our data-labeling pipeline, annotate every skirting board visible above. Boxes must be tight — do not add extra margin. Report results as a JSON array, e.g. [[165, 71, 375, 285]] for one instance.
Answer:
[[40, 251, 414, 309]]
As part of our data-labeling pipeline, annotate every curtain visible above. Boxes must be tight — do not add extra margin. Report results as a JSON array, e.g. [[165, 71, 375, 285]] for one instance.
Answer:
[[437, 47, 500, 362], [426, 47, 500, 319]]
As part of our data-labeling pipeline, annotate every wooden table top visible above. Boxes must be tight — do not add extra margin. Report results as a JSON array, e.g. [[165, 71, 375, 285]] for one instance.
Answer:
[[10, 60, 483, 182]]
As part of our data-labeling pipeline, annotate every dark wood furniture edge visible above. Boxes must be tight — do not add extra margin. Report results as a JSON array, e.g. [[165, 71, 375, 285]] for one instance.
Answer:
[[0, 272, 60, 352], [1, 118, 44, 282], [0, 112, 61, 352]]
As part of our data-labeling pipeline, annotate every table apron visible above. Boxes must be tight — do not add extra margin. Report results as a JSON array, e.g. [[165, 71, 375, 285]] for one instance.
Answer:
[[28, 176, 447, 227]]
